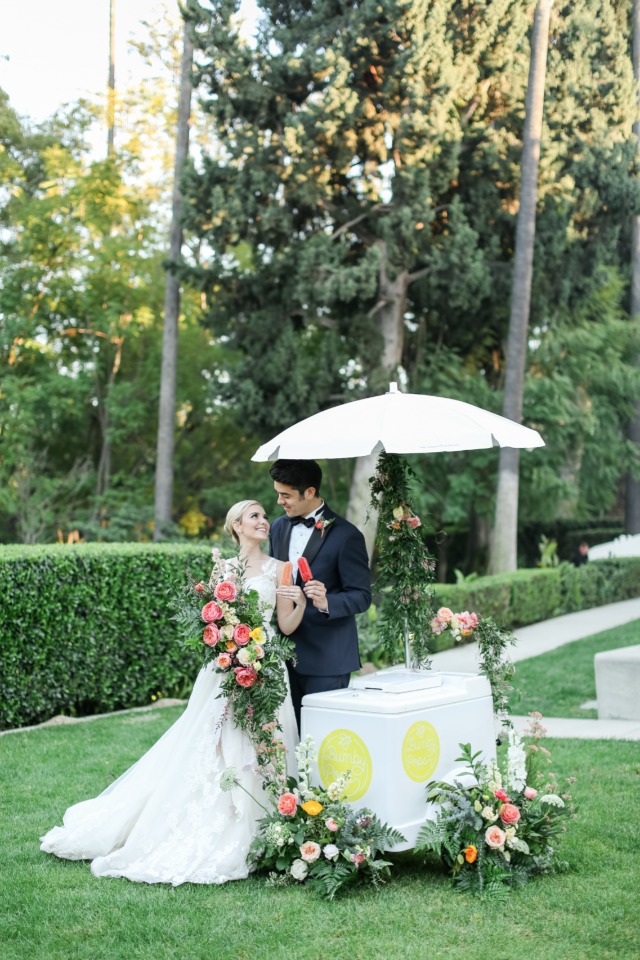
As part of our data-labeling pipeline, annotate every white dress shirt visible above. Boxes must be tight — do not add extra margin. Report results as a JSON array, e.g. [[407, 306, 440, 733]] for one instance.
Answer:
[[288, 502, 325, 578]]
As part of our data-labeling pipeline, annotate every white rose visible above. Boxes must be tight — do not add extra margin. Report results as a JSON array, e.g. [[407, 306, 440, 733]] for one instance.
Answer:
[[290, 858, 309, 881], [323, 844, 340, 861], [236, 648, 252, 665], [481, 806, 497, 821]]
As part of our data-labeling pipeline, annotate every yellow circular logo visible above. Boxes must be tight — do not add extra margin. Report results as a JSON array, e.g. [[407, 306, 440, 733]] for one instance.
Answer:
[[402, 721, 440, 782], [318, 728, 373, 802]]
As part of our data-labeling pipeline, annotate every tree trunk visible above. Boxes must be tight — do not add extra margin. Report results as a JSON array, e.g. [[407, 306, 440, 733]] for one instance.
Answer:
[[489, 0, 554, 574], [153, 21, 194, 541], [626, 0, 640, 535], [346, 245, 409, 560]]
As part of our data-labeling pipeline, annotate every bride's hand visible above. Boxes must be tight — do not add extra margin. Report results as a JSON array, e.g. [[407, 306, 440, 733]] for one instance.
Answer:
[[276, 585, 306, 607]]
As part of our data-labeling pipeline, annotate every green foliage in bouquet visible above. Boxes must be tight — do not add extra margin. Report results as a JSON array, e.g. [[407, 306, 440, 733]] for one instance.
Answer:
[[169, 550, 294, 747], [416, 715, 576, 898], [369, 453, 437, 667], [248, 737, 405, 899]]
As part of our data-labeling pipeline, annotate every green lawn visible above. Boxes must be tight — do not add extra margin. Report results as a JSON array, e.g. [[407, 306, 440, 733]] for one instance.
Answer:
[[509, 619, 640, 719], [2, 707, 639, 960]]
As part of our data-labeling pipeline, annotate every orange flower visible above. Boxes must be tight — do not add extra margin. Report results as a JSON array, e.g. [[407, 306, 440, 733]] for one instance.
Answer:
[[464, 844, 478, 863], [301, 800, 323, 816]]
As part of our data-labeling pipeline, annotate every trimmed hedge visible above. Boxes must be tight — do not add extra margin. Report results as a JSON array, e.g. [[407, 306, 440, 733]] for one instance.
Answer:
[[0, 543, 213, 730], [2, 545, 639, 729], [433, 558, 640, 634]]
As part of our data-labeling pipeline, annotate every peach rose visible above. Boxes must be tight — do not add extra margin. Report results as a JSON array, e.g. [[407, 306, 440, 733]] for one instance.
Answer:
[[485, 825, 506, 849], [201, 600, 223, 622], [277, 792, 298, 816], [203, 624, 220, 647], [234, 666, 257, 688], [325, 818, 339, 832], [233, 624, 252, 646], [499, 803, 521, 826], [215, 652, 232, 669], [300, 841, 321, 863], [225, 641, 237, 653], [214, 580, 237, 602], [253, 644, 265, 659]]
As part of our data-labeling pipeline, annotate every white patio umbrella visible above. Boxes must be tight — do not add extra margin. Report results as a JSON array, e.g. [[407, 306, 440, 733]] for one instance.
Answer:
[[252, 382, 544, 461]]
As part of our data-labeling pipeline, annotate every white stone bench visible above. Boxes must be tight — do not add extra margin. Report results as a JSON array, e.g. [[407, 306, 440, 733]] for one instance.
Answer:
[[595, 644, 640, 721]]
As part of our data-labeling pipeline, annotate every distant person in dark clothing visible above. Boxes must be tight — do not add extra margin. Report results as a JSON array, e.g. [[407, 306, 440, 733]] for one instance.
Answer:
[[571, 541, 589, 566]]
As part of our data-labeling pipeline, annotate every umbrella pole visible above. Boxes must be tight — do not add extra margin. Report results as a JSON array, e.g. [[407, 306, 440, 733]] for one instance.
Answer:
[[404, 618, 412, 671]]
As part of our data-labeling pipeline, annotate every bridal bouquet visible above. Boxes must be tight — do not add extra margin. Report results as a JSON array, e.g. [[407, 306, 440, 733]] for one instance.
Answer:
[[416, 714, 576, 897], [171, 550, 294, 739], [248, 737, 405, 899]]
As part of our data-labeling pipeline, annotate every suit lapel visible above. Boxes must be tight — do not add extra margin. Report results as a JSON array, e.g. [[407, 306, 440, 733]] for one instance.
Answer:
[[301, 505, 336, 570]]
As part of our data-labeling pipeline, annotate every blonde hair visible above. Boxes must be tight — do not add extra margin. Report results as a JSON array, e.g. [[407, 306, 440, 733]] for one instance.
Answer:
[[224, 500, 262, 543]]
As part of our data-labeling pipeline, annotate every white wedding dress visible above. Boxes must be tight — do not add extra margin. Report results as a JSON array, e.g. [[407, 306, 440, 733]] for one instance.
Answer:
[[40, 558, 298, 885]]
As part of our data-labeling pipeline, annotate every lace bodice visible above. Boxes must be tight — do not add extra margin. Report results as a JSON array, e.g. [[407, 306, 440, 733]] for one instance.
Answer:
[[232, 556, 278, 634]]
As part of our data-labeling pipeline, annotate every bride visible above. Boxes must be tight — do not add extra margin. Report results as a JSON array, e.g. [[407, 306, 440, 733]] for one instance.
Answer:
[[40, 499, 306, 886]]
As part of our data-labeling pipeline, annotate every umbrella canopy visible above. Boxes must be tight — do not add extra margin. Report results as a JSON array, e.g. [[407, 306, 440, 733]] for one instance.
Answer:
[[252, 383, 544, 461]]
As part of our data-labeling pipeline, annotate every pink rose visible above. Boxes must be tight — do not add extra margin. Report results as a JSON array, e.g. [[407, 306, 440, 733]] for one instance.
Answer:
[[499, 803, 521, 826], [214, 580, 237, 602], [233, 623, 252, 646], [494, 788, 510, 802], [300, 841, 321, 863], [485, 825, 506, 849], [405, 515, 421, 528], [203, 624, 220, 647], [524, 786, 538, 800], [215, 653, 232, 669], [325, 818, 339, 832], [201, 600, 223, 622], [195, 581, 206, 594], [277, 793, 298, 816], [234, 666, 257, 688], [350, 851, 366, 867], [436, 607, 453, 623]]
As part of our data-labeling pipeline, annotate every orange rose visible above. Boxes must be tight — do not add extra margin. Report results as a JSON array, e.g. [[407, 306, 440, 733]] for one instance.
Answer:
[[464, 844, 477, 863]]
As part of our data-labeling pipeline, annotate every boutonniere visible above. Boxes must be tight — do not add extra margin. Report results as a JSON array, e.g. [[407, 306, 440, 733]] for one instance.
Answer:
[[315, 517, 335, 538]]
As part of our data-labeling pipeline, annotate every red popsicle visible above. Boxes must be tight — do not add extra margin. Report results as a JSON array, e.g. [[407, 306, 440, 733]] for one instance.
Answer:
[[298, 557, 313, 582], [281, 561, 293, 586]]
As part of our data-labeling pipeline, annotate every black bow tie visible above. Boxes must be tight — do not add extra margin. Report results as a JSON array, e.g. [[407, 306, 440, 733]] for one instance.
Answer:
[[289, 515, 317, 528]]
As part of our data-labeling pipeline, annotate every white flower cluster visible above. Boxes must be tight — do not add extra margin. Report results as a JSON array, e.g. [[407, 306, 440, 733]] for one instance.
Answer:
[[326, 773, 350, 802], [506, 729, 527, 793], [265, 822, 294, 849], [540, 793, 565, 808], [507, 836, 530, 854], [487, 760, 503, 793], [295, 736, 318, 801]]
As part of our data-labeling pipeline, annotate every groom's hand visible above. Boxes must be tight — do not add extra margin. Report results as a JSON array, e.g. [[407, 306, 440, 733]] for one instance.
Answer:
[[304, 579, 328, 614]]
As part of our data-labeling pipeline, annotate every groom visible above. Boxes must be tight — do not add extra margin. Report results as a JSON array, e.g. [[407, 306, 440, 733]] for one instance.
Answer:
[[268, 459, 372, 730]]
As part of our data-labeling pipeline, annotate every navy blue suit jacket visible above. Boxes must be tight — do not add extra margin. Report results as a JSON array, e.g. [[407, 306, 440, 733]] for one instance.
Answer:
[[269, 505, 371, 676]]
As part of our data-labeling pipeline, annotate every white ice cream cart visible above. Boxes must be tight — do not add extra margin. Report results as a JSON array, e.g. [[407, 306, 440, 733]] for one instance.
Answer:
[[301, 668, 497, 850]]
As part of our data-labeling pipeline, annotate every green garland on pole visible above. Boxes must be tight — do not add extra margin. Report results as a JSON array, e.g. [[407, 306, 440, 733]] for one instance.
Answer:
[[369, 452, 437, 668], [370, 452, 517, 724]]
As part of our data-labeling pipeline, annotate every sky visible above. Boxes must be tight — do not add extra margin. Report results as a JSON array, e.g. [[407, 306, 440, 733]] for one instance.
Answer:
[[1, 0, 259, 124]]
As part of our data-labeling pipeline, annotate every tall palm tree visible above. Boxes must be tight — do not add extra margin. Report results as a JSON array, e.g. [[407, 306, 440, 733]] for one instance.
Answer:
[[490, 0, 554, 573]]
